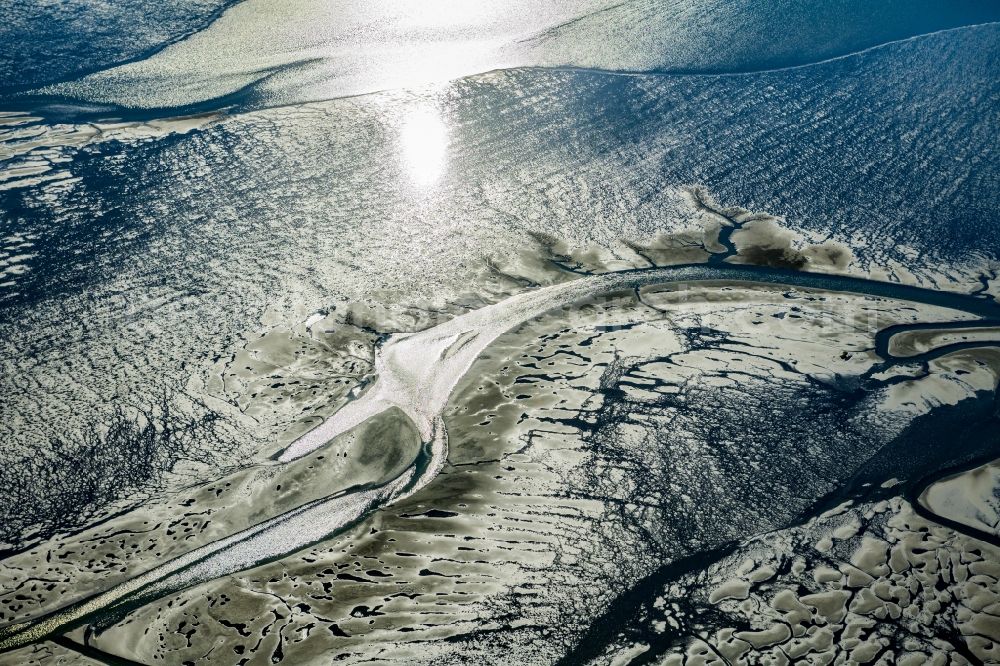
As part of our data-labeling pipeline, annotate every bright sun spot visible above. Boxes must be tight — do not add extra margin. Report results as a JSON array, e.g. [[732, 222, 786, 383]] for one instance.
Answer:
[[399, 106, 448, 188]]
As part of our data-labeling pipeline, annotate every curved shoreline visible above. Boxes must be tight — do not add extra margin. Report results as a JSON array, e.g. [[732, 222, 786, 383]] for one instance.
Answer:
[[0, 0, 247, 99], [2, 261, 1000, 653], [909, 452, 1000, 549], [3, 21, 997, 126]]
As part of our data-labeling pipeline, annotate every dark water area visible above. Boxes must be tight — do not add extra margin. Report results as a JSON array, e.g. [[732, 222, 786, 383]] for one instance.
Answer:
[[0, 0, 236, 94]]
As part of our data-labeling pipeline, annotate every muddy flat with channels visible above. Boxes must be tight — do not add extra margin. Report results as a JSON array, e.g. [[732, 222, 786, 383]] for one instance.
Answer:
[[1, 2, 999, 664]]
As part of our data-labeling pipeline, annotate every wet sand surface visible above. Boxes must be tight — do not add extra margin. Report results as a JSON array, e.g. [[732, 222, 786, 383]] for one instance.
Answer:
[[4, 273, 1000, 663], [2, 4, 1000, 664]]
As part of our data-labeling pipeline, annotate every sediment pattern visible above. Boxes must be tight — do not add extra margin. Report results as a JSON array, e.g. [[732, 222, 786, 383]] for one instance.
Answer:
[[4, 276, 997, 663], [1, 9, 999, 666]]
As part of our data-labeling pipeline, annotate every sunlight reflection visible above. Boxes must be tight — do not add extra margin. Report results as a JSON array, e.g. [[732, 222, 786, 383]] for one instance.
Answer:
[[399, 105, 449, 188]]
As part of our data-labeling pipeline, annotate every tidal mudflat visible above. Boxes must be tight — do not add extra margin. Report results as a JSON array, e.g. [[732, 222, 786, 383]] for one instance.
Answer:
[[2, 2, 1000, 664]]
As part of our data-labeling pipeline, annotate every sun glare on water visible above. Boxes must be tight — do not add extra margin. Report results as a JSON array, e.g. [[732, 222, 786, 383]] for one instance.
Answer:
[[399, 105, 449, 188]]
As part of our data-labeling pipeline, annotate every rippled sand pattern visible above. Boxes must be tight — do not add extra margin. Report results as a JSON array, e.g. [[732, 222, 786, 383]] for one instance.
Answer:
[[2, 2, 1000, 663], [3, 280, 995, 662]]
